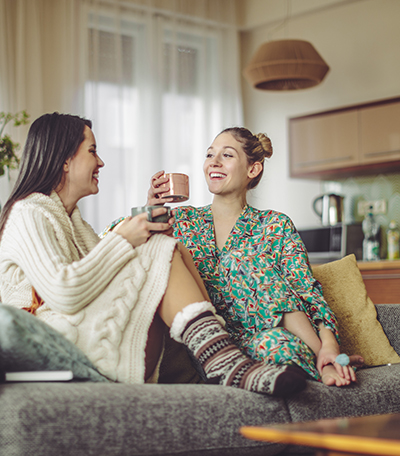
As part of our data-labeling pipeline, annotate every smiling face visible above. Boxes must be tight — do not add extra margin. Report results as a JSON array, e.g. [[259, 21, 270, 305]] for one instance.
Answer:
[[64, 125, 104, 203], [203, 132, 261, 198]]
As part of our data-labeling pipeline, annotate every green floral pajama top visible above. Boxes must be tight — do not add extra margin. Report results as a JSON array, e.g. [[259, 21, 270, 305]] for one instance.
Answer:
[[173, 205, 340, 381]]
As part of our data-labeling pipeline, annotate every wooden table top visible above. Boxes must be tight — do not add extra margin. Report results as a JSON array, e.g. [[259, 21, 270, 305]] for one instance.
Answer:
[[240, 414, 400, 456]]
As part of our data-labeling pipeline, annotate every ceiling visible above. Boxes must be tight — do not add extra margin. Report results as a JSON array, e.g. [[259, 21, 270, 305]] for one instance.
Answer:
[[236, 0, 368, 31]]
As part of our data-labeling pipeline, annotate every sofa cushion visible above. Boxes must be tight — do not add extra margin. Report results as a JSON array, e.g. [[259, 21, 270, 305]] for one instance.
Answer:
[[0, 304, 108, 382], [312, 254, 400, 366], [287, 363, 400, 422], [0, 382, 290, 456], [376, 304, 400, 355]]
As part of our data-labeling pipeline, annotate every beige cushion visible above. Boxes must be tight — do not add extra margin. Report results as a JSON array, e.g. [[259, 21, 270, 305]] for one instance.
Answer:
[[312, 254, 400, 366]]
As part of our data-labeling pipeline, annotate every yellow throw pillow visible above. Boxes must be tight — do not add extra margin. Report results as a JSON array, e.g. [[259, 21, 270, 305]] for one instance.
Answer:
[[312, 254, 400, 366]]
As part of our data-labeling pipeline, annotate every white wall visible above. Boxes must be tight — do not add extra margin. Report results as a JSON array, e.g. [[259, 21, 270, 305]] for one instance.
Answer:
[[240, 0, 400, 229]]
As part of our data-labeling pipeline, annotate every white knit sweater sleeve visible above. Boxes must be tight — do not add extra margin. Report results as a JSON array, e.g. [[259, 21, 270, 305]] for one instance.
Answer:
[[1, 203, 136, 315]]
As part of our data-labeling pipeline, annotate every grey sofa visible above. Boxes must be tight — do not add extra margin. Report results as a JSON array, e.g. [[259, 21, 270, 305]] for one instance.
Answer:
[[1, 303, 400, 456]]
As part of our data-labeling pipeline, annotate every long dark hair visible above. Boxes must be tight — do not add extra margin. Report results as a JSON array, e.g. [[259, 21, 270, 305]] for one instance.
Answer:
[[0, 112, 92, 239]]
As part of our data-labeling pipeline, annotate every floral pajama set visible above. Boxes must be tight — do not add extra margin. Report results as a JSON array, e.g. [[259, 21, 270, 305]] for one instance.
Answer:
[[173, 205, 339, 381]]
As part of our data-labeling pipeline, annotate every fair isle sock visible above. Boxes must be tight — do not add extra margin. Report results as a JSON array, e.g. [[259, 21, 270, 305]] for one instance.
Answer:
[[170, 302, 307, 397]]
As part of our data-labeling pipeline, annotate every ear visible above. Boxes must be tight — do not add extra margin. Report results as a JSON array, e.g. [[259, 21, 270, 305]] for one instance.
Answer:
[[63, 160, 70, 173], [247, 162, 263, 179]]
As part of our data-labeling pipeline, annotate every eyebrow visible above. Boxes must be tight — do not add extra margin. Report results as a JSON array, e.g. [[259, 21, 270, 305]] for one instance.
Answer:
[[207, 145, 238, 153]]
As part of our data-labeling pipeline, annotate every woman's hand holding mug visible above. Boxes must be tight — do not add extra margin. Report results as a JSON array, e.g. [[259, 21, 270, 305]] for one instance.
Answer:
[[114, 207, 173, 247], [147, 170, 174, 206], [147, 170, 189, 205]]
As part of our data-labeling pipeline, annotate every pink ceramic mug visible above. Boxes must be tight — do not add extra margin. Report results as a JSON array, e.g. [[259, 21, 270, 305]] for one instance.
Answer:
[[159, 173, 189, 202]]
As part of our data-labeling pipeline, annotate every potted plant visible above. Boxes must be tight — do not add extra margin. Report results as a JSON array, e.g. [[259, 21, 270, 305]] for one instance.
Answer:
[[0, 110, 30, 177]]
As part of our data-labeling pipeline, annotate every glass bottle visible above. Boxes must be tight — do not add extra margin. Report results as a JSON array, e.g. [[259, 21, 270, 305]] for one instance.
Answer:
[[362, 206, 380, 261], [387, 220, 400, 260]]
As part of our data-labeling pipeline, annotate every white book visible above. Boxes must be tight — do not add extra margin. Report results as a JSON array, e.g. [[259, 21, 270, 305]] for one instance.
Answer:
[[5, 370, 73, 382]]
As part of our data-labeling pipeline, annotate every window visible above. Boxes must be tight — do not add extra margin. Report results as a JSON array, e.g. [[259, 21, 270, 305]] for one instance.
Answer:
[[82, 9, 242, 232]]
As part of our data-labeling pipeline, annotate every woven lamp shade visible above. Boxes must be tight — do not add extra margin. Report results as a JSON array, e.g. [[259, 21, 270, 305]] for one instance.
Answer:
[[243, 39, 330, 90]]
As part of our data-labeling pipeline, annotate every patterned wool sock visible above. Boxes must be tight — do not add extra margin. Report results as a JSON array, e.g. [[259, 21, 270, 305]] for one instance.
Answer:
[[170, 302, 307, 397]]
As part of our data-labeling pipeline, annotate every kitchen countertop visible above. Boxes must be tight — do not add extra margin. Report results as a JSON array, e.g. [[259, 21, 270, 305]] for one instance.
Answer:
[[357, 259, 400, 271]]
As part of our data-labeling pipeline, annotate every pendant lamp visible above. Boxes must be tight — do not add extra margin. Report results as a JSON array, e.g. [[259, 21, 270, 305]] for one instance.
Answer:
[[243, 39, 330, 91]]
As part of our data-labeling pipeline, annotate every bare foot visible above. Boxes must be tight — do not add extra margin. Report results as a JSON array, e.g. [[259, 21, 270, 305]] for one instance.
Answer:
[[321, 364, 352, 387]]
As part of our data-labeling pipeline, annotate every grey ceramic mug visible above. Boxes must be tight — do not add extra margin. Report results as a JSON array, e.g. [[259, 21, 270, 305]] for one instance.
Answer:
[[131, 205, 172, 223]]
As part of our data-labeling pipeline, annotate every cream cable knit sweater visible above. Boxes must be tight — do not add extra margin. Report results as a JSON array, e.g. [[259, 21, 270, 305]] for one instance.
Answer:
[[0, 191, 177, 383]]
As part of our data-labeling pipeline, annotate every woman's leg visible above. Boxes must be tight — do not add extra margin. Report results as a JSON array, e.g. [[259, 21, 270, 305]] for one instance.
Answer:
[[177, 243, 210, 301], [144, 313, 165, 381], [145, 247, 206, 380], [245, 326, 320, 381], [280, 312, 339, 385], [281, 311, 362, 386], [153, 247, 307, 397], [157, 248, 208, 326]]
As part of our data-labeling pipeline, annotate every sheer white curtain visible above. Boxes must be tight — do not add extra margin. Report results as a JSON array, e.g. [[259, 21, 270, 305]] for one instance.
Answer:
[[0, 0, 88, 120], [81, 0, 243, 232], [0, 0, 87, 202], [0, 0, 243, 233]]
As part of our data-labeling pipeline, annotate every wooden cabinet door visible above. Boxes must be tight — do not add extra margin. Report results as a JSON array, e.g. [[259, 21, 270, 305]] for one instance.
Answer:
[[290, 110, 360, 178], [361, 268, 400, 304], [360, 101, 400, 164]]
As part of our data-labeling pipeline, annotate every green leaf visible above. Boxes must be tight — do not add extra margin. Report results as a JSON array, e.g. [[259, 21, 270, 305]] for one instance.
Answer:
[[0, 110, 29, 174]]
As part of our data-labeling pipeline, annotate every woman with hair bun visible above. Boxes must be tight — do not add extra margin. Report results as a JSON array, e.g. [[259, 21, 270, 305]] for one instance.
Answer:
[[148, 127, 363, 387], [0, 115, 312, 397]]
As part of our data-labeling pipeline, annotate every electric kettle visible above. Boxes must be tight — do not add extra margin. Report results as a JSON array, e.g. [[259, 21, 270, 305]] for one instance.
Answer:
[[312, 193, 344, 226]]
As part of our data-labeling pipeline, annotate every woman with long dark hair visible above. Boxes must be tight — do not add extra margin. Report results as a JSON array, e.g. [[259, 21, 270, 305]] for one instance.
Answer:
[[0, 113, 306, 396]]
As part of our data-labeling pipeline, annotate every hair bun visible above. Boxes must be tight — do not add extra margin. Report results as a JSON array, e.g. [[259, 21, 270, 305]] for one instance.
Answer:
[[256, 133, 273, 159]]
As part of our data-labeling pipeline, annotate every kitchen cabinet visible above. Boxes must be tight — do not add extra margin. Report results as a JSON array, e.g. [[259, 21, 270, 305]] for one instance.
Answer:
[[360, 101, 400, 165], [289, 97, 400, 179], [289, 111, 359, 176], [358, 260, 400, 305]]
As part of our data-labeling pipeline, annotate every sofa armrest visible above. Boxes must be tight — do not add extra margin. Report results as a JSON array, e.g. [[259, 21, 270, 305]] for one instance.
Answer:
[[376, 304, 400, 356]]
